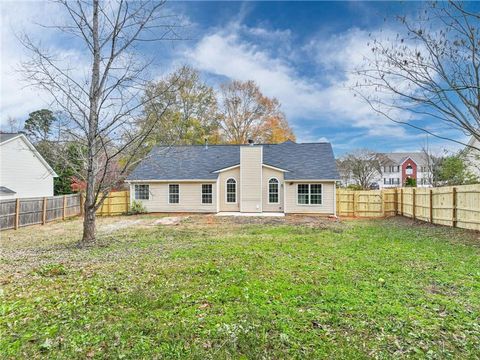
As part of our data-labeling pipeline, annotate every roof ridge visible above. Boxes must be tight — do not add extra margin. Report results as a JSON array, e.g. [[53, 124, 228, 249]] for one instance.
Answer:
[[152, 141, 331, 148]]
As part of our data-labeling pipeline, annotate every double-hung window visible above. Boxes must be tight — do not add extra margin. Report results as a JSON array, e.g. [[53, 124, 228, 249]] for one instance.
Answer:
[[226, 178, 236, 203], [169, 184, 179, 204], [202, 184, 213, 204], [134, 184, 149, 200], [297, 184, 322, 205], [268, 178, 279, 203]]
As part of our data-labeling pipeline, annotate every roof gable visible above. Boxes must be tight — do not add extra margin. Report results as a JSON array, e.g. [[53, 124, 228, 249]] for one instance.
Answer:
[[1, 134, 58, 177]]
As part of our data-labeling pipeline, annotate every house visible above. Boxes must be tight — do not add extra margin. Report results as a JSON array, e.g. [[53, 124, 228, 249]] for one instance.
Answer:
[[339, 152, 432, 189], [0, 133, 57, 199], [126, 140, 340, 215], [378, 152, 431, 188], [463, 135, 480, 179]]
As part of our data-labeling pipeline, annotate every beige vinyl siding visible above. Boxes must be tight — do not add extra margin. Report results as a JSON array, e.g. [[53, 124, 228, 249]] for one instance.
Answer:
[[284, 181, 335, 214], [218, 167, 240, 212], [132, 182, 216, 213], [262, 167, 284, 212], [240, 146, 262, 212]]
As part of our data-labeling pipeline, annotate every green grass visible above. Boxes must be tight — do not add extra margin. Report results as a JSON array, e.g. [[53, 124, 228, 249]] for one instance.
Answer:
[[1, 216, 479, 359]]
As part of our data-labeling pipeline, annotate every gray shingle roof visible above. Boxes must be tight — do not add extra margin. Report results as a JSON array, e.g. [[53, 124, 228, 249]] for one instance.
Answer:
[[0, 186, 16, 195], [380, 152, 428, 166], [127, 141, 339, 181], [0, 133, 20, 144]]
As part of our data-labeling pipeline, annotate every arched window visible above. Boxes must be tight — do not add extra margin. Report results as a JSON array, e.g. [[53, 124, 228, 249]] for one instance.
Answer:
[[406, 165, 413, 175], [226, 178, 236, 203], [269, 178, 279, 203]]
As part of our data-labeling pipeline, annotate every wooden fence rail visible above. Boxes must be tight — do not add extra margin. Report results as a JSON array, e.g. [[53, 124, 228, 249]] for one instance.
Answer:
[[0, 194, 81, 231], [96, 191, 130, 216], [0, 191, 130, 231], [2, 186, 478, 231], [336, 184, 480, 231]]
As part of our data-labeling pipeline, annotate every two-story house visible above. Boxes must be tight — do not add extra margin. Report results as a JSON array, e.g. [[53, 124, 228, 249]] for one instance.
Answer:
[[378, 153, 431, 188]]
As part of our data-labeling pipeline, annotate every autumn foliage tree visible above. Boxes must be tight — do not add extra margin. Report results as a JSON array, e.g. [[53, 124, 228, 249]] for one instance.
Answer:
[[218, 80, 294, 144], [142, 74, 296, 146]]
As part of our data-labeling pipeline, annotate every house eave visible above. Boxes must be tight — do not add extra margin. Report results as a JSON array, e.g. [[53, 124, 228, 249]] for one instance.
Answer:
[[125, 179, 217, 183]]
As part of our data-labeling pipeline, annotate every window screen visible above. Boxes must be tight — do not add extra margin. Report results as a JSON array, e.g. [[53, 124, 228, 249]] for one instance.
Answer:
[[169, 184, 179, 204], [202, 184, 213, 204], [134, 184, 149, 200]]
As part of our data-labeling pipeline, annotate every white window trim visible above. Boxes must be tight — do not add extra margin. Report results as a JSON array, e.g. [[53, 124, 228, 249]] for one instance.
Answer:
[[296, 183, 323, 206], [201, 183, 213, 205], [134, 184, 150, 200], [168, 184, 180, 204], [225, 177, 237, 204], [268, 177, 280, 204]]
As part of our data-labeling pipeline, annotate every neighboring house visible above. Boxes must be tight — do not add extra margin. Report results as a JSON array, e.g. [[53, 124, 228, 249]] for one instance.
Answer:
[[339, 152, 432, 189], [463, 135, 480, 179], [126, 140, 340, 215], [378, 152, 432, 188], [0, 133, 57, 199]]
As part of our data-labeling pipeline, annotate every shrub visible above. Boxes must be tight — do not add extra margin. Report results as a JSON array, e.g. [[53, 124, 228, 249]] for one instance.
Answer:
[[405, 177, 417, 187], [129, 200, 147, 214]]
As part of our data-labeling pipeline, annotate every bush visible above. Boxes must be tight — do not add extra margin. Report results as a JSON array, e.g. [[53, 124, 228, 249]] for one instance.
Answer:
[[129, 200, 147, 214], [405, 177, 417, 187], [347, 184, 363, 191]]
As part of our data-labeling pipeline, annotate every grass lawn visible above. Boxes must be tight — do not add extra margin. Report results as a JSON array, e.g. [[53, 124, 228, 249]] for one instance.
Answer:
[[1, 215, 479, 359]]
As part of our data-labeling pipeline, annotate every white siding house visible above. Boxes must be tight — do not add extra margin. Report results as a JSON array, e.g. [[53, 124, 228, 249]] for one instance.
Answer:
[[126, 141, 340, 215], [464, 136, 480, 179], [0, 133, 57, 199]]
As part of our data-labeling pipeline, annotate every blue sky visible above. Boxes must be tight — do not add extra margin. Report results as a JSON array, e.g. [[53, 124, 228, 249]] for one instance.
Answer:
[[0, 1, 470, 155]]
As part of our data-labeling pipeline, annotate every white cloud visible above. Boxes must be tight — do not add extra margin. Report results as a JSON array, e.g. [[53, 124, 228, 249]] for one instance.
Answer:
[[0, 1, 71, 126], [185, 24, 410, 140]]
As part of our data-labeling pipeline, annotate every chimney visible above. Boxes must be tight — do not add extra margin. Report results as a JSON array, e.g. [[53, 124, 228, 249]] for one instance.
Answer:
[[247, 139, 254, 146], [204, 138, 208, 150]]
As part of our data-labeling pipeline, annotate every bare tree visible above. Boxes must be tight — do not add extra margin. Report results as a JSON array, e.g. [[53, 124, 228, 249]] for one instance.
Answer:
[[337, 149, 385, 189], [421, 146, 444, 187], [355, 1, 480, 151], [20, 0, 181, 245], [5, 117, 21, 133]]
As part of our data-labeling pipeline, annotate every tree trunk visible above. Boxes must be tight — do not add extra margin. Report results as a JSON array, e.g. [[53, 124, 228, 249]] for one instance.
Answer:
[[81, 198, 96, 245], [79, 0, 100, 246]]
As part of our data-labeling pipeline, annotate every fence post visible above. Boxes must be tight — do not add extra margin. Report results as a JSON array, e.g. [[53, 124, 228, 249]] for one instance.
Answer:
[[125, 190, 129, 214], [412, 188, 416, 220], [352, 192, 356, 217], [42, 197, 47, 225], [80, 194, 84, 217], [452, 187, 457, 228], [429, 189, 433, 223], [62, 195, 67, 220], [381, 190, 385, 217], [14, 198, 20, 230], [107, 194, 111, 216], [394, 188, 398, 215], [400, 188, 403, 216]]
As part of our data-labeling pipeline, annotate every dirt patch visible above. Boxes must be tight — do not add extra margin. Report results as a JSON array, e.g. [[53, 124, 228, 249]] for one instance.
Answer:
[[100, 219, 146, 233], [188, 214, 345, 232], [153, 216, 187, 225]]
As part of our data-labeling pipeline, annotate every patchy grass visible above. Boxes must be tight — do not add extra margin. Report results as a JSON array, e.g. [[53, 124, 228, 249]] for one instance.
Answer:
[[0, 215, 479, 359]]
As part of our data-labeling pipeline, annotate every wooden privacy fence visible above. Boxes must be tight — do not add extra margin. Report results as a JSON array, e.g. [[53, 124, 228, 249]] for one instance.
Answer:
[[0, 191, 130, 231], [336, 184, 480, 231], [96, 191, 130, 216], [0, 194, 81, 231]]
